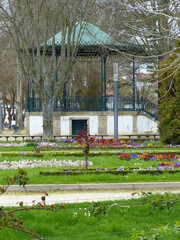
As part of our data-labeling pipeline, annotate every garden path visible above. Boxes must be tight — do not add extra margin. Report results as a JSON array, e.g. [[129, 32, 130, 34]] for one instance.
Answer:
[[1, 189, 180, 207]]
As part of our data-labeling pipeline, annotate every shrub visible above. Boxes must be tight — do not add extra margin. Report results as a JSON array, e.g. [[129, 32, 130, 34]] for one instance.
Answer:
[[158, 41, 180, 144]]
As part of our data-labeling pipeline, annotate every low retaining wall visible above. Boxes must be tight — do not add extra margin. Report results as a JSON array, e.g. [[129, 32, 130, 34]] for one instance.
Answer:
[[26, 111, 158, 136], [6, 182, 180, 192]]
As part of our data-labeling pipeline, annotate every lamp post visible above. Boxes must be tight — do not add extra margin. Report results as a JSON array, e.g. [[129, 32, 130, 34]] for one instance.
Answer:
[[113, 63, 118, 139]]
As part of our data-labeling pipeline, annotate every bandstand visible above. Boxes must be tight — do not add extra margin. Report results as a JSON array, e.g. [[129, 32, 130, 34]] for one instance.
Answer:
[[26, 22, 158, 136]]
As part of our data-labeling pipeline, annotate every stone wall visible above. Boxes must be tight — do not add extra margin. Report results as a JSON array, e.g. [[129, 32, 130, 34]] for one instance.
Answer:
[[26, 111, 158, 136]]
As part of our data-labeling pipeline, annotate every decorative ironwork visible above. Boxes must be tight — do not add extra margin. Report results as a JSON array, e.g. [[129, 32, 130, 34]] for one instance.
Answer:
[[28, 97, 158, 120]]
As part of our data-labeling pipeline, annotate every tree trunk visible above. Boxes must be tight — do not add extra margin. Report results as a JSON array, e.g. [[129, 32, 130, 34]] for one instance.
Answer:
[[16, 101, 23, 131], [16, 57, 23, 132], [8, 113, 12, 129], [85, 152, 88, 170], [2, 97, 6, 129], [42, 99, 54, 141]]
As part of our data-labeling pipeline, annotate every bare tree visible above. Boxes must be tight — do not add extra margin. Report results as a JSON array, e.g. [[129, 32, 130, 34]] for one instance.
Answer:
[[98, 0, 179, 101], [0, 0, 95, 139], [118, 0, 179, 62], [0, 32, 17, 129]]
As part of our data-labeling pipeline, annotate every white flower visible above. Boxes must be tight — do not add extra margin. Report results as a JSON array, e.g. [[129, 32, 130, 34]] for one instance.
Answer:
[[0, 159, 93, 169], [73, 212, 78, 217]]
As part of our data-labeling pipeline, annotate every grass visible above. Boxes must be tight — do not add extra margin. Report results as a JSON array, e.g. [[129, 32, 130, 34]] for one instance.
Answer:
[[0, 149, 179, 158], [0, 168, 180, 184], [0, 152, 179, 184], [0, 141, 179, 239], [0, 154, 163, 168], [0, 141, 179, 184], [1, 195, 180, 240]]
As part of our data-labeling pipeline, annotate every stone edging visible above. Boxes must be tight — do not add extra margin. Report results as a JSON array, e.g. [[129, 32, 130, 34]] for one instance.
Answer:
[[5, 182, 180, 192]]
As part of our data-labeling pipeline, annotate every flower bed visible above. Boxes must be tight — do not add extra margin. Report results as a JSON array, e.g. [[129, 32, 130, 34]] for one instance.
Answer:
[[118, 153, 180, 170], [0, 159, 93, 170], [0, 142, 28, 147], [118, 153, 180, 161], [35, 140, 180, 150], [157, 161, 180, 168]]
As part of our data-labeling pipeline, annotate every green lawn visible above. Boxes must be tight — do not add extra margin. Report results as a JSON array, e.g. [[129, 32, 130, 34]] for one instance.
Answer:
[[0, 152, 179, 184], [0, 168, 180, 184], [1, 195, 180, 240], [0, 142, 179, 184], [0, 141, 179, 239], [0, 154, 162, 168]]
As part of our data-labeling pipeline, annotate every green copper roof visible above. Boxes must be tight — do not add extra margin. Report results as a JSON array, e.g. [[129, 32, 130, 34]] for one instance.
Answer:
[[43, 21, 144, 56], [47, 21, 116, 46]]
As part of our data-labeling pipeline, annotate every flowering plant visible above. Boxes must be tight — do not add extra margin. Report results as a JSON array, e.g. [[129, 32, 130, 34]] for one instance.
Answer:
[[118, 153, 179, 161], [0, 159, 93, 170], [75, 125, 96, 170]]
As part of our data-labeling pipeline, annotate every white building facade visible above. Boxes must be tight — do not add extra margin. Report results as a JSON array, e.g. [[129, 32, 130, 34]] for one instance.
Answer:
[[26, 111, 158, 136]]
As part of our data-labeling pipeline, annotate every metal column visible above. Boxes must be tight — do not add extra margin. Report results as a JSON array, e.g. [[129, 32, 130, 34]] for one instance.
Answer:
[[0, 101, 2, 134], [104, 56, 107, 110], [27, 83, 30, 112], [32, 88, 35, 110], [63, 83, 66, 111], [101, 51, 104, 111], [55, 49, 58, 111], [133, 57, 136, 111]]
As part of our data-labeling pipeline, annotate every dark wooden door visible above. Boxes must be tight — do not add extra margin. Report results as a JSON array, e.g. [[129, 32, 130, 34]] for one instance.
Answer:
[[72, 120, 87, 136]]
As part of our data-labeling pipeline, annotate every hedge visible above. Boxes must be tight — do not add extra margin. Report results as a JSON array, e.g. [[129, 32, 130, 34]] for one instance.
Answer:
[[1, 150, 180, 157], [39, 169, 180, 176]]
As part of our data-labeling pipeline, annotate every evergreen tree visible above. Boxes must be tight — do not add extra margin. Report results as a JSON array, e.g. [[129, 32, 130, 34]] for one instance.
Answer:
[[158, 42, 180, 144]]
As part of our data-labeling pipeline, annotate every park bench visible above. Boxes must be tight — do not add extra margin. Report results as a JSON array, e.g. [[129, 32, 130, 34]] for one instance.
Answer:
[[0, 134, 160, 141]]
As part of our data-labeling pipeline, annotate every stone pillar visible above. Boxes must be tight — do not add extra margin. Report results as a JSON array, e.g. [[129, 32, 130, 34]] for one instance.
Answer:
[[25, 113, 30, 135], [53, 114, 61, 135], [98, 115, 107, 135], [133, 114, 138, 134]]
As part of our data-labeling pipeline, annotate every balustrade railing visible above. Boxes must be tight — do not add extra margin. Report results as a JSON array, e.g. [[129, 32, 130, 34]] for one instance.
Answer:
[[28, 97, 158, 120]]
